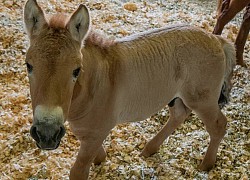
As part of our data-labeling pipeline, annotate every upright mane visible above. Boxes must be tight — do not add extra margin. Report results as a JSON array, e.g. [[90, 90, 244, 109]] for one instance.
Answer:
[[48, 13, 68, 29], [85, 30, 116, 49], [47, 14, 115, 49]]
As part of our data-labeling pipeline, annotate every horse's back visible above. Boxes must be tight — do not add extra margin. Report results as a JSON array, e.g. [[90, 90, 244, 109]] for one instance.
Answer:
[[117, 24, 226, 87], [118, 24, 225, 67]]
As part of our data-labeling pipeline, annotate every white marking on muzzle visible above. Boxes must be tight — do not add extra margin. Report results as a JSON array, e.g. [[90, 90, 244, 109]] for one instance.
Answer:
[[34, 105, 64, 124]]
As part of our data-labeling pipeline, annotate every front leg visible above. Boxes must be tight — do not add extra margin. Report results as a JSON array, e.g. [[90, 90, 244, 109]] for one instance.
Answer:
[[70, 139, 103, 180], [94, 145, 107, 165], [213, 0, 231, 35], [213, 0, 250, 35]]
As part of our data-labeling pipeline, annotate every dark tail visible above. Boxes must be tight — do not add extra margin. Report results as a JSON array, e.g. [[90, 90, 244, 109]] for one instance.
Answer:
[[217, 36, 236, 108]]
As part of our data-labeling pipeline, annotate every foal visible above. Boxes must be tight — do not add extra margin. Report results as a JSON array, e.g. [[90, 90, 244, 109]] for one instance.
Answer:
[[214, 0, 250, 67], [24, 0, 236, 179]]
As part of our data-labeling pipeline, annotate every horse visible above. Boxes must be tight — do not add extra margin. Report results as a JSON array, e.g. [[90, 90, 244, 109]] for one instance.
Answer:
[[23, 0, 236, 179], [214, 0, 250, 67]]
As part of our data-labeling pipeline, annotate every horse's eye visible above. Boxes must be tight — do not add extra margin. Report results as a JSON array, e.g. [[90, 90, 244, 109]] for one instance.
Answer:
[[73, 67, 81, 78], [26, 63, 33, 74]]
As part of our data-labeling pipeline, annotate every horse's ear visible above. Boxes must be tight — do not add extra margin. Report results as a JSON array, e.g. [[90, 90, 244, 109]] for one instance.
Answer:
[[24, 0, 47, 38], [66, 4, 90, 43]]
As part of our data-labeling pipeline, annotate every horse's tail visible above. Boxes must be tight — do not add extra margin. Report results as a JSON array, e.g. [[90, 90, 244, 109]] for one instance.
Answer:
[[217, 36, 236, 108]]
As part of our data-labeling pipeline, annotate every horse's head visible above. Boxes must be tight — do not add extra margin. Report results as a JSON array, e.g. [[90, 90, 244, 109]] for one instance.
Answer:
[[24, 0, 90, 150]]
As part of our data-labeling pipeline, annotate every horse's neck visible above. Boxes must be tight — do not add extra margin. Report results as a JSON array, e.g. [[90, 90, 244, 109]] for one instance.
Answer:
[[68, 45, 116, 121]]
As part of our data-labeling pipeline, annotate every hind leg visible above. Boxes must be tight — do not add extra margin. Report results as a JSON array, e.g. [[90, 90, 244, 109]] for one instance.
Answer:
[[199, 110, 227, 171], [141, 98, 191, 157], [186, 103, 227, 171], [235, 4, 250, 67]]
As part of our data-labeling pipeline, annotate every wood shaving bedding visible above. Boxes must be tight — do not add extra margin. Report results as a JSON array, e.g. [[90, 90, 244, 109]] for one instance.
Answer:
[[0, 0, 249, 179]]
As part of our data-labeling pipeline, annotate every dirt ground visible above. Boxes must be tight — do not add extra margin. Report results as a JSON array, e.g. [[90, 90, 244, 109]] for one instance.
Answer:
[[0, 0, 249, 179]]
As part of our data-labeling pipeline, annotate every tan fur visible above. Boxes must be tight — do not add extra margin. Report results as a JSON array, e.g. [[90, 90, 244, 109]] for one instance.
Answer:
[[48, 14, 68, 28], [86, 30, 116, 49], [24, 1, 236, 179]]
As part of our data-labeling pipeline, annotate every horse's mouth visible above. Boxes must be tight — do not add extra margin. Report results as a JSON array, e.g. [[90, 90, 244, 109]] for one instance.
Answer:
[[36, 141, 60, 150]]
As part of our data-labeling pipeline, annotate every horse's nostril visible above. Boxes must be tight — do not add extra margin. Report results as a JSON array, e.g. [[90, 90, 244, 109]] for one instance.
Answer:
[[53, 126, 66, 141], [30, 126, 40, 142], [58, 126, 66, 140]]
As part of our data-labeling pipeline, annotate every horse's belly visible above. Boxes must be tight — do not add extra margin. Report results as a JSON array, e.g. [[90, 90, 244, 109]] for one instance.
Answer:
[[116, 85, 177, 123]]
